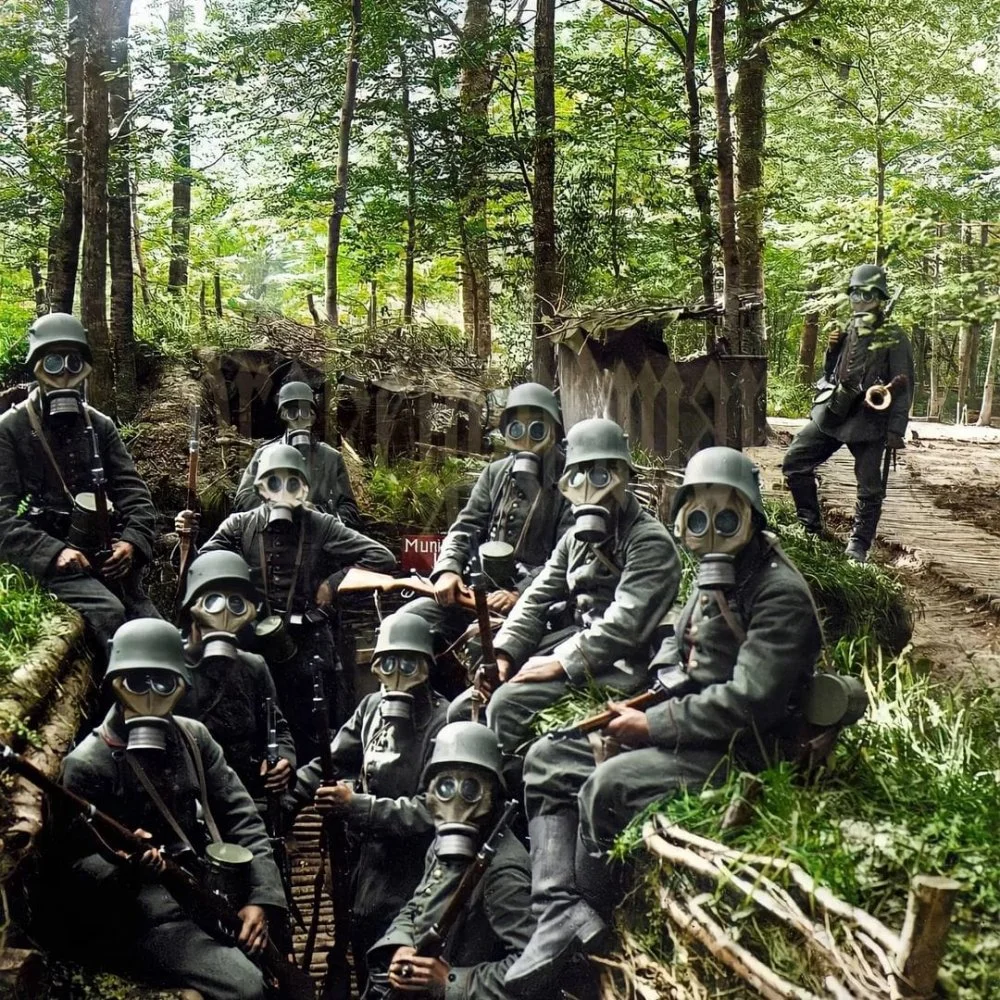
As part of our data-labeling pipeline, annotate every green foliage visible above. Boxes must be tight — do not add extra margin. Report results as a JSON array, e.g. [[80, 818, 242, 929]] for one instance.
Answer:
[[364, 454, 483, 531], [0, 563, 71, 682], [132, 298, 254, 358], [766, 364, 813, 419]]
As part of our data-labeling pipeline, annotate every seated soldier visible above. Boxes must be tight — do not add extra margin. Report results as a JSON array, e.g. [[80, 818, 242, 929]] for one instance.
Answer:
[[285, 612, 450, 992], [365, 722, 540, 1000], [475, 418, 681, 781], [503, 447, 823, 995], [233, 380, 362, 528], [179, 442, 395, 759], [403, 383, 573, 679], [0, 314, 160, 660], [176, 550, 296, 806], [58, 619, 288, 1000]]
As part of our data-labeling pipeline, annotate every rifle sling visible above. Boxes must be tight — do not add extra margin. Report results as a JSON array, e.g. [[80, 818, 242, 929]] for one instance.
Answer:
[[23, 390, 77, 508]]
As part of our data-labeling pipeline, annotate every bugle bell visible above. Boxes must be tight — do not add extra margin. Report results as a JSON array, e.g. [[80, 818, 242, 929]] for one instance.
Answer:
[[863, 373, 909, 413]]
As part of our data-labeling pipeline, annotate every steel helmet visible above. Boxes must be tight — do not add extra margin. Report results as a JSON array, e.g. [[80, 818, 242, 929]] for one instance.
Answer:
[[276, 381, 315, 409], [373, 612, 436, 661], [181, 550, 257, 610], [847, 264, 889, 300], [670, 446, 765, 520], [25, 313, 92, 368], [105, 619, 192, 686], [501, 383, 562, 431], [421, 722, 505, 789], [254, 443, 310, 485], [564, 417, 634, 470]]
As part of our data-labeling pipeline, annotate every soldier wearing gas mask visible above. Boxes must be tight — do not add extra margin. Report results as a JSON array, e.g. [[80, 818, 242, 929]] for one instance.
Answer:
[[0, 314, 160, 657], [233, 380, 361, 527], [193, 442, 395, 761], [175, 550, 296, 803], [783, 264, 914, 562], [366, 722, 536, 1000], [504, 447, 822, 995], [57, 618, 286, 1000], [285, 612, 449, 990], [483, 418, 680, 775], [402, 383, 573, 667]]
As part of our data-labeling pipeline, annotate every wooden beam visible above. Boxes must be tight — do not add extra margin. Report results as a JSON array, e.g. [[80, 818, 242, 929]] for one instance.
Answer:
[[893, 874, 960, 999]]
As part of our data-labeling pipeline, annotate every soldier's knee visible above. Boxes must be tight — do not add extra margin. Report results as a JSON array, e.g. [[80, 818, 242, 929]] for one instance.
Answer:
[[522, 736, 560, 789]]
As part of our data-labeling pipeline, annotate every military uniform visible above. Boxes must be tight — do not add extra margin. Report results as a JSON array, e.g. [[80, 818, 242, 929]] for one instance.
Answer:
[[289, 686, 450, 986], [486, 492, 680, 756], [200, 505, 394, 760], [0, 390, 160, 650], [234, 437, 361, 527], [176, 649, 296, 801], [59, 707, 286, 1000]]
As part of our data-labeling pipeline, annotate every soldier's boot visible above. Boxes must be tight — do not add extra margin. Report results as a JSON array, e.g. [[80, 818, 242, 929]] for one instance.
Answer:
[[845, 499, 882, 563], [786, 473, 823, 534], [505, 814, 607, 997]]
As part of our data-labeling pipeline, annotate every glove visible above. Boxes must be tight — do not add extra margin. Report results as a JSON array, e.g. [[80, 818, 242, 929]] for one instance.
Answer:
[[886, 432, 905, 451]]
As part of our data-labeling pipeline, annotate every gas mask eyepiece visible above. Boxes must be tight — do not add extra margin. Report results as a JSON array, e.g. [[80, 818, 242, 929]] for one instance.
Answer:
[[190, 591, 257, 662], [372, 652, 429, 696], [112, 670, 186, 751], [559, 463, 627, 543], [428, 767, 493, 859], [257, 470, 309, 524], [675, 484, 755, 558], [503, 407, 555, 458]]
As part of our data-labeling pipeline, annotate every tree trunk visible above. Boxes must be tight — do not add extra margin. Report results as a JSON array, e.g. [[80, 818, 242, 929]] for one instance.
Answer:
[[130, 170, 151, 306], [459, 0, 493, 357], [401, 46, 417, 325], [710, 0, 740, 346], [532, 0, 558, 386], [47, 0, 85, 314], [108, 0, 137, 419], [23, 76, 48, 314], [977, 315, 1000, 426], [798, 310, 819, 385], [734, 0, 768, 354], [80, 0, 114, 412], [167, 0, 191, 294], [325, 0, 362, 326], [684, 0, 715, 309], [214, 271, 223, 317], [875, 133, 886, 266]]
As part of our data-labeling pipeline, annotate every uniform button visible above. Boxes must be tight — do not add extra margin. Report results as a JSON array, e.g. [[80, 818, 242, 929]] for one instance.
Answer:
[[770, 562, 777, 568], [512, 502, 519, 509], [689, 657, 698, 667], [448, 973, 457, 982], [700, 594, 709, 605]]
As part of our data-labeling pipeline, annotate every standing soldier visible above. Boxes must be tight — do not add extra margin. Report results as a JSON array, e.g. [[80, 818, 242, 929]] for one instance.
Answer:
[[181, 442, 395, 760], [783, 264, 914, 562], [483, 418, 681, 781], [366, 722, 539, 1000], [403, 383, 573, 656], [504, 447, 823, 995], [58, 618, 288, 1000], [285, 612, 450, 991], [0, 314, 160, 658], [233, 380, 361, 528], [175, 550, 296, 805]]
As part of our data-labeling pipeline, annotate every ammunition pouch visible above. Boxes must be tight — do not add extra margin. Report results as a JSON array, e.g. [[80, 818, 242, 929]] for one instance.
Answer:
[[820, 381, 863, 425]]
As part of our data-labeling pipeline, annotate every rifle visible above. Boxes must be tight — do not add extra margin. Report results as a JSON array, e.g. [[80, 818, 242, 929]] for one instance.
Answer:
[[468, 538, 499, 723], [546, 668, 696, 742], [378, 800, 519, 1000], [174, 403, 201, 610], [337, 567, 484, 615], [301, 658, 353, 999], [0, 743, 314, 1000], [84, 422, 113, 566]]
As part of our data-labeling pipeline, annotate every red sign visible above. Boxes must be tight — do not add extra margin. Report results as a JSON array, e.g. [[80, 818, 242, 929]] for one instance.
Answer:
[[401, 533, 445, 574]]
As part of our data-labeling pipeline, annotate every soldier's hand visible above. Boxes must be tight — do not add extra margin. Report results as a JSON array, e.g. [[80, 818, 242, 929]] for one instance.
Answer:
[[389, 949, 450, 993], [604, 701, 652, 747], [174, 509, 201, 536], [260, 757, 293, 792], [102, 540, 134, 580], [54, 547, 91, 574], [886, 431, 906, 451], [433, 572, 468, 606], [124, 828, 166, 877], [315, 781, 353, 815], [486, 589, 518, 613], [237, 904, 268, 955], [496, 654, 514, 683], [315, 580, 334, 606], [509, 655, 565, 685], [828, 327, 844, 349]]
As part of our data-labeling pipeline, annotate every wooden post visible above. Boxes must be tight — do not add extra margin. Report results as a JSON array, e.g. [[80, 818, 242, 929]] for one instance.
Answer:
[[307, 293, 321, 327], [892, 874, 960, 998]]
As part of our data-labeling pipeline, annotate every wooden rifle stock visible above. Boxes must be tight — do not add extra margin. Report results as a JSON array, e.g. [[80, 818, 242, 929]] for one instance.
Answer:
[[0, 743, 313, 1000], [84, 423, 113, 564], [338, 566, 482, 613], [468, 539, 500, 717], [174, 404, 201, 610], [264, 698, 300, 936], [548, 687, 669, 742]]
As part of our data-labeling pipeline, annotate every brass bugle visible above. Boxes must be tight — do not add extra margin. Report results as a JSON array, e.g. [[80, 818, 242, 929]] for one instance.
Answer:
[[864, 374, 908, 412]]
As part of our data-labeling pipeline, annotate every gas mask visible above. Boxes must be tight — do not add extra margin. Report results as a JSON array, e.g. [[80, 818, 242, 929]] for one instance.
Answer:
[[372, 652, 430, 721], [848, 288, 882, 333], [34, 351, 92, 418], [281, 402, 315, 450], [256, 469, 309, 525], [189, 591, 257, 663], [674, 485, 755, 564], [111, 670, 187, 751], [428, 767, 494, 860], [559, 461, 628, 543], [504, 407, 556, 477]]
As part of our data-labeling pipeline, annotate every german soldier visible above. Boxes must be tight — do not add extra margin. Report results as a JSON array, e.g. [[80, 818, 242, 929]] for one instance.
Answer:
[[233, 380, 361, 528], [783, 264, 914, 562], [366, 722, 538, 1000], [0, 314, 160, 658], [189, 442, 395, 759], [58, 619, 287, 1000], [504, 447, 823, 994], [286, 612, 450, 990]]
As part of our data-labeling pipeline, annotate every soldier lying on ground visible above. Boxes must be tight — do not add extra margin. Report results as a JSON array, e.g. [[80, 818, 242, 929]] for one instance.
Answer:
[[0, 314, 160, 662], [503, 447, 823, 995]]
